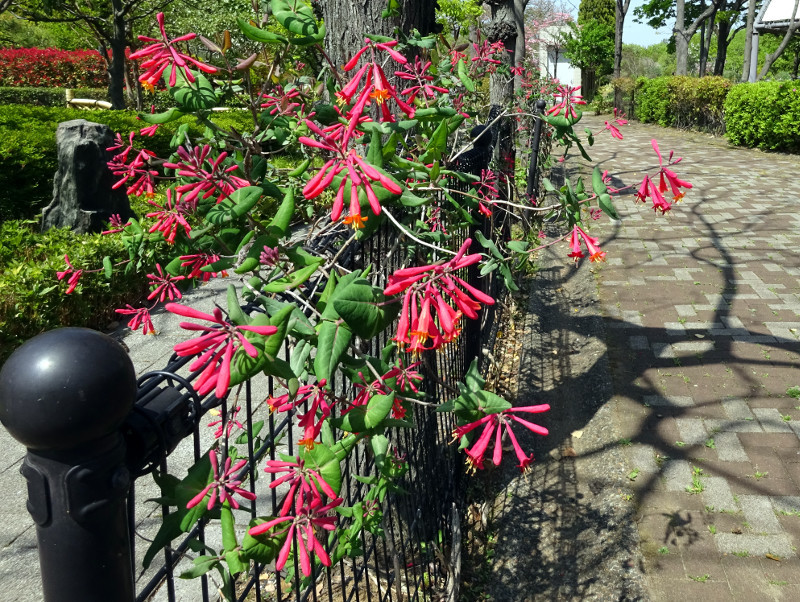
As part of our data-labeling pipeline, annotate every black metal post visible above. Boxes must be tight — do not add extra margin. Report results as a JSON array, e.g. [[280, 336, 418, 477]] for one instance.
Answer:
[[0, 328, 137, 602], [526, 99, 548, 203]]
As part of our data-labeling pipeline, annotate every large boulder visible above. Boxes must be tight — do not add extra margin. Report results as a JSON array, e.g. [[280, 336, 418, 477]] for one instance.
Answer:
[[41, 119, 134, 234]]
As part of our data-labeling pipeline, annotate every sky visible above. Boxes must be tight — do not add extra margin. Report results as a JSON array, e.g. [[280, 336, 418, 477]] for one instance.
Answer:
[[563, 0, 673, 47]]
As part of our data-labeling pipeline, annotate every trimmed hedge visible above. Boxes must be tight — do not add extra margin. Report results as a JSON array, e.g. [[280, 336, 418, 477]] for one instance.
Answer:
[[0, 219, 150, 363], [0, 105, 254, 221], [0, 48, 106, 87], [0, 86, 178, 111], [635, 76, 731, 134], [724, 81, 800, 152]]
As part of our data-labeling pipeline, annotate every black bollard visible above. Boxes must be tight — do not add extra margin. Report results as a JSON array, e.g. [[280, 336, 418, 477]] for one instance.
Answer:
[[0, 328, 137, 602]]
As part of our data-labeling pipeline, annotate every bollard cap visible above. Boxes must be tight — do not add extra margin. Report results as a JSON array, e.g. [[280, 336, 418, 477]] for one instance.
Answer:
[[0, 328, 136, 450]]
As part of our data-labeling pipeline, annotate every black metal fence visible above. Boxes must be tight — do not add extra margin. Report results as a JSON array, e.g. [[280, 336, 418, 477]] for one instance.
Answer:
[[0, 107, 548, 602]]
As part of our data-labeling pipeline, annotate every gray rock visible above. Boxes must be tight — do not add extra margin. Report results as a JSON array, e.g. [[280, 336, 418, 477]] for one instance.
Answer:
[[41, 119, 133, 233]]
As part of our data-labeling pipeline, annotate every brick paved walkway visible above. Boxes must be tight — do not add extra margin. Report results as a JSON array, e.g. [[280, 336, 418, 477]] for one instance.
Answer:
[[580, 114, 800, 600]]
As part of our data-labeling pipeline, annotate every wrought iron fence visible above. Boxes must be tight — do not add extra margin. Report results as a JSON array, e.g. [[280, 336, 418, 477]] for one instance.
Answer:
[[0, 106, 548, 602]]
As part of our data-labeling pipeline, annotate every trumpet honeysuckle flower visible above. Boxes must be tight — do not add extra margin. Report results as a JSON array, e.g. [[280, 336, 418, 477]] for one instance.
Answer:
[[116, 305, 156, 335], [163, 144, 250, 205], [261, 85, 304, 117], [56, 254, 82, 294], [384, 239, 494, 353], [147, 263, 185, 302], [186, 449, 256, 511], [300, 120, 402, 228], [394, 57, 449, 102], [547, 84, 586, 120], [146, 189, 193, 244], [207, 405, 243, 439], [247, 496, 342, 577], [130, 12, 217, 87], [108, 148, 158, 197], [167, 303, 278, 398], [264, 456, 338, 517], [268, 381, 331, 449], [641, 139, 692, 210], [180, 252, 226, 281], [567, 225, 606, 263], [453, 404, 550, 473]]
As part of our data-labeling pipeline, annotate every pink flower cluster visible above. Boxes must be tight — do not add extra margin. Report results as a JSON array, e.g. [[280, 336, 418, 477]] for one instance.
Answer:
[[384, 239, 495, 354], [634, 140, 692, 214], [164, 144, 249, 205], [454, 404, 550, 473], [167, 303, 278, 398], [567, 225, 605, 263]]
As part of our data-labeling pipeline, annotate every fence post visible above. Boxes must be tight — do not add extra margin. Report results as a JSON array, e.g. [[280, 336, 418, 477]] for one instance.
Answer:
[[526, 99, 548, 204], [0, 327, 137, 602]]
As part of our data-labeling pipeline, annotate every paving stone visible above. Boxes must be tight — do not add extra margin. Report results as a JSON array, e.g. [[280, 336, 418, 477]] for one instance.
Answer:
[[752, 408, 794, 433], [676, 418, 708, 446], [722, 399, 755, 421], [645, 395, 695, 408], [664, 460, 694, 492], [739, 495, 782, 534], [703, 477, 739, 512], [714, 533, 795, 557], [714, 432, 751, 463]]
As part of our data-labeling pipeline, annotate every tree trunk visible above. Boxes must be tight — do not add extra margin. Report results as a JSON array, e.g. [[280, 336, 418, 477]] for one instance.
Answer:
[[321, 0, 437, 70], [675, 0, 689, 74], [109, 0, 126, 110], [794, 50, 800, 78], [614, 0, 631, 109], [713, 20, 731, 75], [698, 0, 708, 76], [741, 0, 756, 80]]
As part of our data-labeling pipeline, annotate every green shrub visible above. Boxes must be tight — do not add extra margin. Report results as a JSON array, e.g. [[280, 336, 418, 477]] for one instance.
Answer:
[[0, 86, 183, 111], [0, 219, 150, 363], [635, 76, 730, 134], [724, 81, 800, 151], [0, 105, 254, 221]]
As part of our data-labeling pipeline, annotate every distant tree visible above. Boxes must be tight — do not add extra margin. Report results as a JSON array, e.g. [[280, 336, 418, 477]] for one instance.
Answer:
[[563, 19, 614, 97], [435, 0, 482, 40], [758, 0, 800, 78], [613, 0, 633, 108]]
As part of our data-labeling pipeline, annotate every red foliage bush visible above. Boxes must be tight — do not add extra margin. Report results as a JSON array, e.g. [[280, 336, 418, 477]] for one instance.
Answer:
[[0, 48, 107, 88]]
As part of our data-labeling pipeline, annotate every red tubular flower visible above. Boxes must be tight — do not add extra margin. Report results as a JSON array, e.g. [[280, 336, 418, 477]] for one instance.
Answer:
[[130, 12, 217, 87], [546, 84, 586, 119], [247, 496, 342, 577], [384, 239, 493, 354], [108, 148, 158, 197], [116, 305, 155, 335], [394, 57, 449, 102], [261, 85, 304, 116], [453, 404, 550, 473], [146, 189, 194, 244], [147, 263, 185, 302], [651, 139, 692, 205], [56, 254, 82, 294], [567, 225, 606, 263], [167, 304, 278, 398], [207, 405, 243, 439], [186, 449, 256, 511], [264, 455, 338, 517], [180, 252, 226, 281], [268, 380, 331, 449], [163, 144, 250, 205]]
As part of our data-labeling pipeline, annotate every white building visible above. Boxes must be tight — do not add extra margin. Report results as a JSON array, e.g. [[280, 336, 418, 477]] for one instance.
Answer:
[[535, 25, 581, 86]]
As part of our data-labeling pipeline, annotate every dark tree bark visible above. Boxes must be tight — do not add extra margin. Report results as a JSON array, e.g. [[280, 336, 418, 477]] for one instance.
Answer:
[[741, 0, 757, 80], [320, 0, 438, 70]]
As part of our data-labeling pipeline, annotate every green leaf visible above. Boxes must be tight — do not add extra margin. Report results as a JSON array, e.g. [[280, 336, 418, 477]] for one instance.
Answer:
[[242, 521, 285, 563], [139, 107, 184, 124], [301, 443, 342, 495], [454, 390, 511, 421], [599, 193, 619, 220], [370, 434, 389, 472], [591, 167, 607, 197], [204, 186, 262, 225], [226, 284, 246, 325], [420, 119, 449, 164], [457, 59, 475, 91], [272, 0, 321, 37], [332, 280, 399, 339], [102, 256, 113, 279], [314, 321, 353, 382], [464, 358, 485, 393], [179, 555, 221, 579], [268, 187, 294, 236], [171, 71, 217, 111], [506, 241, 529, 253], [237, 18, 288, 43], [367, 129, 384, 168], [331, 393, 395, 432], [221, 505, 238, 552], [262, 261, 322, 293]]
